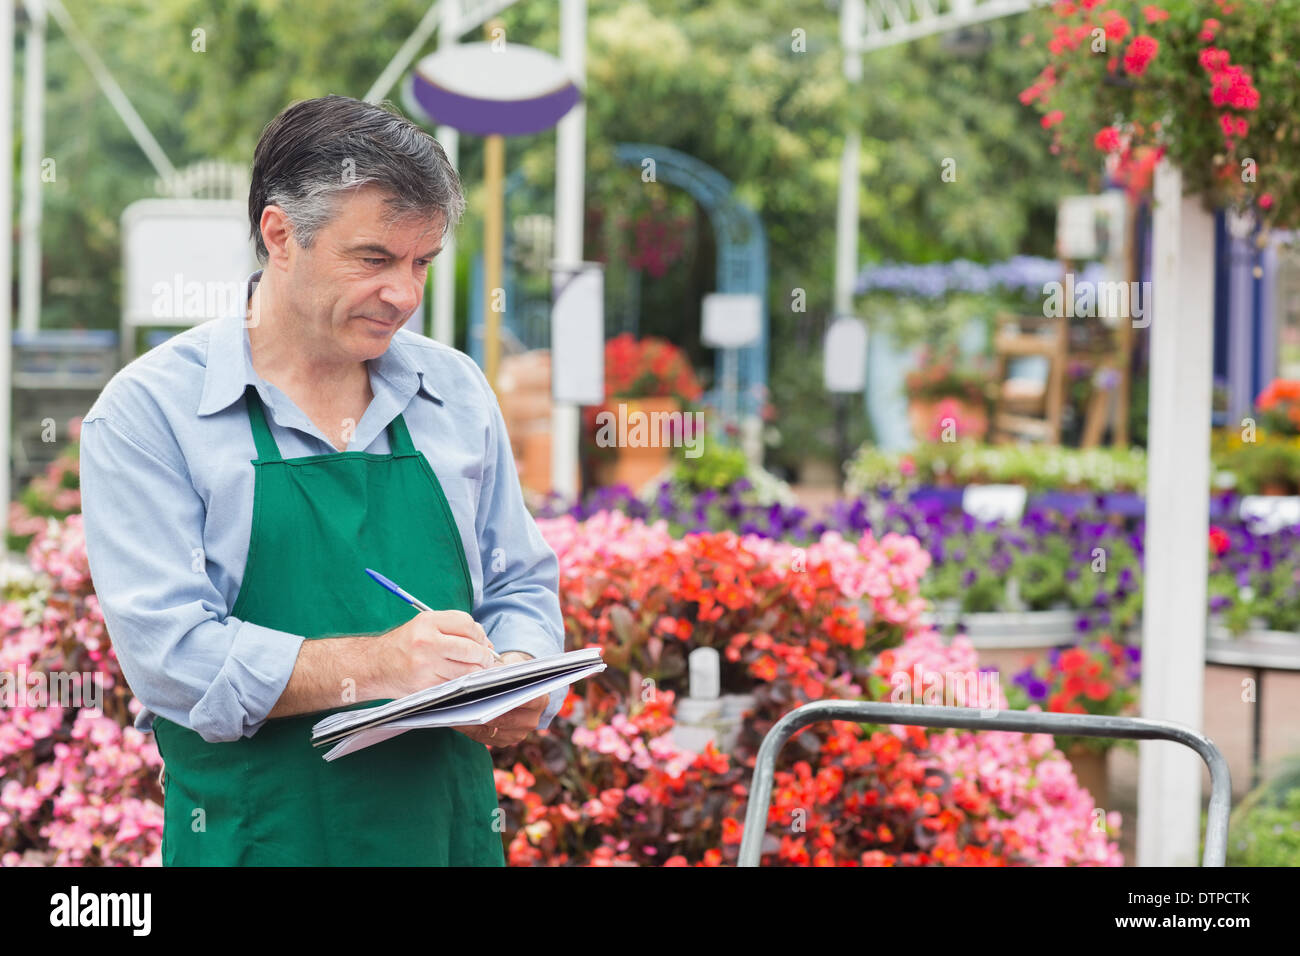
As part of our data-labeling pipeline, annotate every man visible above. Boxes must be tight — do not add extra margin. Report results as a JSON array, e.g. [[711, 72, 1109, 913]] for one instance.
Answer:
[[79, 95, 565, 866]]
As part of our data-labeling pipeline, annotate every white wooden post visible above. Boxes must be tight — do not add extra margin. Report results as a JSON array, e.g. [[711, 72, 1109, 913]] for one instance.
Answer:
[[833, 0, 862, 318], [1, 0, 14, 552], [431, 0, 460, 346], [19, 0, 46, 335], [550, 0, 587, 499], [1138, 160, 1213, 866]]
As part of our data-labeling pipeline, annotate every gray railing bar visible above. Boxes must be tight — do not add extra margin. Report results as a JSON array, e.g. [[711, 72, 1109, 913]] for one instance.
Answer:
[[738, 701, 1231, 867]]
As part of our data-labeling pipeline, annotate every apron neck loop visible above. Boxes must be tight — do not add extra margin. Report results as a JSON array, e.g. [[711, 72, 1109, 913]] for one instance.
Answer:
[[244, 385, 283, 462], [244, 383, 419, 459]]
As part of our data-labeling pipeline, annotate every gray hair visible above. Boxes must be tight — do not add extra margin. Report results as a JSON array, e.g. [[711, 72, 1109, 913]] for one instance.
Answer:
[[249, 95, 465, 263]]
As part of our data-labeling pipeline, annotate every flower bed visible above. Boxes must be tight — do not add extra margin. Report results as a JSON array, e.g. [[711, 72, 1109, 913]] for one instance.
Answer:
[[1209, 521, 1300, 632], [489, 511, 1121, 866], [2, 500, 1122, 866]]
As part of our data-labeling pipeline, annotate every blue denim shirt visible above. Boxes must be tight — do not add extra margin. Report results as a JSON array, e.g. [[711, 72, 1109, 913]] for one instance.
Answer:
[[79, 272, 566, 743]]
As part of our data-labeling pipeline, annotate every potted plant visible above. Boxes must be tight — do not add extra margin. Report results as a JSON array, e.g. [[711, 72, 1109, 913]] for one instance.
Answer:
[[904, 348, 992, 442], [583, 334, 704, 491], [1007, 634, 1141, 803], [1213, 432, 1300, 496]]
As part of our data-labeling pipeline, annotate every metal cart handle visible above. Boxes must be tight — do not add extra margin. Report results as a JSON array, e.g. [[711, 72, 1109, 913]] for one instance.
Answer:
[[738, 701, 1232, 867]]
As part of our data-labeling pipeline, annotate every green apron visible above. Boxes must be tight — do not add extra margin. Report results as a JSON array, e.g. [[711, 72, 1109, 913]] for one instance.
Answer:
[[153, 384, 505, 866]]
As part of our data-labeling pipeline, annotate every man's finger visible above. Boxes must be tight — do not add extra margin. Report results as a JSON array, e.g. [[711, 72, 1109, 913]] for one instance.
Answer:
[[439, 634, 497, 667]]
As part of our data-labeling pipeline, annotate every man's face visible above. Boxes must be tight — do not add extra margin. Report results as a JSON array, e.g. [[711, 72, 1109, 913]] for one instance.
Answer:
[[278, 185, 444, 362]]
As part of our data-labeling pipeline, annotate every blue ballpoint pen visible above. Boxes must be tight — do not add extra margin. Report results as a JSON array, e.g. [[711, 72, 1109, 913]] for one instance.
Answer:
[[364, 567, 505, 664]]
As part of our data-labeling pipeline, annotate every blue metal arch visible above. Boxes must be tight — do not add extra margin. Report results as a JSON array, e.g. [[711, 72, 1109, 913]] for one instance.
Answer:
[[613, 143, 769, 417]]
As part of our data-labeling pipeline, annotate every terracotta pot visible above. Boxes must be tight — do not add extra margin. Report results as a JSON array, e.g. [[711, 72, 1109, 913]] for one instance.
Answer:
[[593, 397, 683, 492], [1258, 480, 1294, 496], [908, 397, 989, 443], [1065, 744, 1110, 803]]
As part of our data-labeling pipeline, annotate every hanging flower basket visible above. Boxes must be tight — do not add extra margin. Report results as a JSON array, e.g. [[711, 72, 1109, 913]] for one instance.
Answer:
[[1022, 0, 1300, 230]]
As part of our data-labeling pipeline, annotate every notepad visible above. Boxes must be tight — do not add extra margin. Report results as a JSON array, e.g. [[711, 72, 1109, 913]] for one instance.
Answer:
[[310, 647, 606, 761]]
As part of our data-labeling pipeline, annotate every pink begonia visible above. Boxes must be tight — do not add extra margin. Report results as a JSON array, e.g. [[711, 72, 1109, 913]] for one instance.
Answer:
[[2, 515, 164, 866], [875, 626, 1121, 864]]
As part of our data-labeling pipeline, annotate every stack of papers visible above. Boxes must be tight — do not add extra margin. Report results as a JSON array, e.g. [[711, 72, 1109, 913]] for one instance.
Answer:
[[310, 647, 605, 761]]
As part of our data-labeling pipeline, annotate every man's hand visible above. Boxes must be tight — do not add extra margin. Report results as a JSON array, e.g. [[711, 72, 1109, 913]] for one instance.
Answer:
[[380, 609, 497, 699], [454, 650, 547, 748]]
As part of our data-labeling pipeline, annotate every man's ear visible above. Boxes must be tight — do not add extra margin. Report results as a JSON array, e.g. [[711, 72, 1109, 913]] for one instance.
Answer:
[[259, 205, 296, 271]]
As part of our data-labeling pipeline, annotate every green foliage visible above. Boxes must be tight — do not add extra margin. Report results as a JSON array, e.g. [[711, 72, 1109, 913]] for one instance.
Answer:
[[673, 440, 750, 493], [1226, 756, 1300, 866], [846, 439, 1148, 495], [763, 347, 872, 477], [29, 0, 1083, 453]]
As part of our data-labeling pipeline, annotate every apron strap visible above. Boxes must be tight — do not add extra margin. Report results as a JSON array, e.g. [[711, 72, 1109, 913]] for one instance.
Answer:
[[244, 385, 283, 462], [387, 411, 417, 456]]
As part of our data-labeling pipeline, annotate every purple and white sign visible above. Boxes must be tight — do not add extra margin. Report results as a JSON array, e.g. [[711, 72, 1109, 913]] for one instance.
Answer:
[[407, 43, 581, 136]]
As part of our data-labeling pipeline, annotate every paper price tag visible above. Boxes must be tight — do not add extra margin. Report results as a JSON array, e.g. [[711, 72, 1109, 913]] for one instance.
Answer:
[[1238, 496, 1300, 535], [962, 484, 1027, 524]]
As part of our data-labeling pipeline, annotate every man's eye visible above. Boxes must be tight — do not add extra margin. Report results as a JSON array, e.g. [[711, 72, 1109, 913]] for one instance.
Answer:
[[415, 259, 431, 268], [364, 258, 386, 266]]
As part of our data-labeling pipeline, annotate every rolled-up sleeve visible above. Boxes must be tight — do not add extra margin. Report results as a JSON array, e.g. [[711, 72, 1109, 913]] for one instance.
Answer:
[[79, 414, 305, 743], [467, 362, 567, 730]]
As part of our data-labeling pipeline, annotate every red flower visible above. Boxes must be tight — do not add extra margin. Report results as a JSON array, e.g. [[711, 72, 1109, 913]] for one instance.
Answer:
[[1102, 12, 1131, 42], [1219, 113, 1238, 142], [1041, 110, 1065, 130], [749, 655, 778, 682], [1122, 35, 1158, 76], [1199, 47, 1230, 73], [1093, 126, 1122, 153], [1200, 18, 1220, 42], [1208, 526, 1230, 556], [1260, 193, 1274, 210], [1142, 5, 1169, 23], [1084, 680, 1112, 701]]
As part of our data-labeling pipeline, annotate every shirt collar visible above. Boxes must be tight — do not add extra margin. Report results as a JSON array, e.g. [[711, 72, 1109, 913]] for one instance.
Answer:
[[197, 270, 444, 417]]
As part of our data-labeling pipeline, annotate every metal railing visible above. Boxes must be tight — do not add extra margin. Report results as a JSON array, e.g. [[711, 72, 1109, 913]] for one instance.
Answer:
[[738, 701, 1232, 867]]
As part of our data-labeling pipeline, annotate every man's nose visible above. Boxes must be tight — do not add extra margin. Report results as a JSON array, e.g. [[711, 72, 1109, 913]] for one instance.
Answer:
[[379, 273, 422, 316]]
